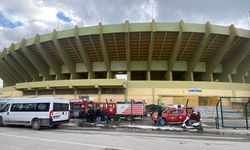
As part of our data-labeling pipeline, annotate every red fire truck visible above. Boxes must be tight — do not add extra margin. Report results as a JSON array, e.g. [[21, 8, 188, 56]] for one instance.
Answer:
[[70, 97, 144, 120], [70, 96, 96, 118]]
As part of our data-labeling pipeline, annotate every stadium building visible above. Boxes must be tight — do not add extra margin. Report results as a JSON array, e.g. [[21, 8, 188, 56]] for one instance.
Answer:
[[0, 20, 250, 106]]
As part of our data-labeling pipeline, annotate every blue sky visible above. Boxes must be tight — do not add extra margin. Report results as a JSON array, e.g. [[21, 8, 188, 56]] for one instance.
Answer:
[[56, 11, 72, 23], [0, 13, 22, 28]]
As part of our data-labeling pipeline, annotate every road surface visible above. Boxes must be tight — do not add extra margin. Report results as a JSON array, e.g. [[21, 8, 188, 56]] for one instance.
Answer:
[[0, 126, 249, 150]]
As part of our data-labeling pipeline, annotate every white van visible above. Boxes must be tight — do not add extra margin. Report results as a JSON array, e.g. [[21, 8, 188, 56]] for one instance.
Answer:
[[0, 97, 70, 130]]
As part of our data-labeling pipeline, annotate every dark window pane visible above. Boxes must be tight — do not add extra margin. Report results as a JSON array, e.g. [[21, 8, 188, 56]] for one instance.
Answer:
[[10, 103, 50, 112], [53, 103, 69, 111], [37, 103, 50, 111], [2, 104, 10, 112]]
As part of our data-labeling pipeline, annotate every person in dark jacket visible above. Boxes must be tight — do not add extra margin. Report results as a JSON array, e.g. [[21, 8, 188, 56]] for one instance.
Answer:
[[100, 108, 105, 123], [96, 106, 101, 123], [196, 111, 201, 122], [78, 108, 86, 124], [156, 108, 163, 126], [86, 107, 90, 123], [88, 107, 96, 123]]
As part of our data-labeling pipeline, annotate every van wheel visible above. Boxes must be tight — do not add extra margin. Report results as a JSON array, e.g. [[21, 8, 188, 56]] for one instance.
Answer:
[[0, 117, 3, 127], [31, 119, 41, 130]]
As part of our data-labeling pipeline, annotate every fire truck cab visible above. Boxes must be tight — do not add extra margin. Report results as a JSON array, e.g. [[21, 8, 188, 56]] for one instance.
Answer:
[[70, 96, 95, 118]]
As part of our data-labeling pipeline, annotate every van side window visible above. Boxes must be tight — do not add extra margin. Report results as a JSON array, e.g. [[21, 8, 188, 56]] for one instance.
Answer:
[[53, 103, 69, 111], [10, 103, 50, 112], [11, 104, 21, 111], [1, 104, 10, 112], [37, 103, 50, 111]]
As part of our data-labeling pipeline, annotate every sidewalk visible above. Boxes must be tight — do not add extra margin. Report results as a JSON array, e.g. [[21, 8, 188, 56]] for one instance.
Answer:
[[62, 119, 250, 137], [203, 128, 250, 136]]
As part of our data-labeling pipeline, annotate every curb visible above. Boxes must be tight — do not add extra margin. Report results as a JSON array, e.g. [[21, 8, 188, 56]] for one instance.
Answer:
[[61, 124, 250, 137], [203, 129, 250, 137]]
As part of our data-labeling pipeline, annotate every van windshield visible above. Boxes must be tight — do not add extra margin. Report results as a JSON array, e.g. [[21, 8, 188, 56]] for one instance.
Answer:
[[53, 103, 69, 111], [1, 104, 10, 112]]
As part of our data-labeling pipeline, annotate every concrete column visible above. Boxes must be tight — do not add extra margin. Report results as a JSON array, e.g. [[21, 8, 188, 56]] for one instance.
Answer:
[[53, 88, 56, 97], [202, 73, 213, 81], [185, 72, 194, 81], [106, 72, 111, 79], [166, 71, 172, 81], [127, 71, 131, 80], [147, 71, 151, 80], [124, 88, 128, 100], [98, 88, 101, 102]]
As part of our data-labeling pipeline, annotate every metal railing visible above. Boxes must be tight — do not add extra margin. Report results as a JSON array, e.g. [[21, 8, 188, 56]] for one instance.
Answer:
[[215, 97, 250, 130], [215, 98, 221, 129], [185, 99, 189, 109], [245, 98, 250, 130]]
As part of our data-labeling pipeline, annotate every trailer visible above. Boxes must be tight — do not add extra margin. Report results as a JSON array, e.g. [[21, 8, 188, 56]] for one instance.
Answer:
[[116, 101, 144, 120]]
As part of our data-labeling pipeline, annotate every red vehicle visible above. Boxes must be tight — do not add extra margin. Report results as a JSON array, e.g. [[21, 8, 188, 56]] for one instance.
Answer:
[[152, 107, 187, 124], [70, 99, 96, 118], [70, 97, 145, 120]]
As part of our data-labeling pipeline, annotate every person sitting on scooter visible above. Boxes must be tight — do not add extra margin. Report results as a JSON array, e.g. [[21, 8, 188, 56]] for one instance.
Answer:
[[190, 111, 198, 123], [196, 111, 201, 122]]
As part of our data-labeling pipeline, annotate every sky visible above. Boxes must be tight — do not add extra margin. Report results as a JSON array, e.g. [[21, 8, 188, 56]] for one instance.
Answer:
[[0, 0, 250, 87]]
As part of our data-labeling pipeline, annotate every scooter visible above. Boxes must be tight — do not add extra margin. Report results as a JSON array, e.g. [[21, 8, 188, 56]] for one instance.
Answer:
[[181, 116, 203, 132]]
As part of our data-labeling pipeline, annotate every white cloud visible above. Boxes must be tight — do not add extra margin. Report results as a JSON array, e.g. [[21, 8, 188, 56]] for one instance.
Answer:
[[0, 0, 249, 50]]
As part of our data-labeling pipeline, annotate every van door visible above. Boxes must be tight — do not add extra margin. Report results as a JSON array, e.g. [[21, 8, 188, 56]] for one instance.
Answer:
[[53, 103, 69, 122], [1, 104, 11, 124]]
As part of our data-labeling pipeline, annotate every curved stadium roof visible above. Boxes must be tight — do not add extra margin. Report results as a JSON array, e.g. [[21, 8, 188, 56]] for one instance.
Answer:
[[0, 20, 250, 87]]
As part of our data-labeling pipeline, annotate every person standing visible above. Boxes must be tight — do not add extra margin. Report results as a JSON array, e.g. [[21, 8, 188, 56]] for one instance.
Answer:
[[96, 106, 101, 123], [88, 107, 96, 123], [156, 107, 163, 126], [100, 108, 105, 123], [78, 106, 86, 125]]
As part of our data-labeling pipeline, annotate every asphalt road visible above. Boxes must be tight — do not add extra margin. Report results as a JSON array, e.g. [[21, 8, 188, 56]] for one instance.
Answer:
[[0, 126, 250, 150]]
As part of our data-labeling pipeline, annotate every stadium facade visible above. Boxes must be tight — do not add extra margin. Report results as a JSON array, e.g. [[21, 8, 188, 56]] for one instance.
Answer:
[[0, 20, 250, 106]]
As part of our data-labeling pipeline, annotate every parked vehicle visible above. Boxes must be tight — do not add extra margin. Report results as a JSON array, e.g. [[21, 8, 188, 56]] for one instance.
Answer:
[[70, 97, 145, 120], [0, 97, 71, 130], [116, 101, 144, 120], [70, 99, 95, 118], [152, 105, 187, 124]]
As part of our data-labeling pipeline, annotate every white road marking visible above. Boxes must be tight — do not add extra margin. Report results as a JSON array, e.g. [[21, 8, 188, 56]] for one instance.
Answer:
[[0, 132, 133, 150]]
